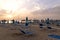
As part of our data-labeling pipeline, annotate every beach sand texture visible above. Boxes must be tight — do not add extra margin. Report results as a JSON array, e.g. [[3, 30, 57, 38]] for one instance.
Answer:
[[0, 24, 60, 40]]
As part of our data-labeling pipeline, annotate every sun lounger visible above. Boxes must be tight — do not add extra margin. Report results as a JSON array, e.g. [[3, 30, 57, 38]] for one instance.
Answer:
[[48, 34, 60, 39], [47, 27, 52, 29], [20, 29, 32, 35], [39, 23, 44, 28]]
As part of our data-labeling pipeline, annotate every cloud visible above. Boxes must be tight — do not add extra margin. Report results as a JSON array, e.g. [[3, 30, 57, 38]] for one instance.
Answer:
[[0, 0, 60, 12], [32, 6, 60, 19], [0, 0, 60, 20]]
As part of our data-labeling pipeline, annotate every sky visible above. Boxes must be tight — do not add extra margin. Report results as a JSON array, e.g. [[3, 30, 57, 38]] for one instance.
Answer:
[[0, 0, 60, 20]]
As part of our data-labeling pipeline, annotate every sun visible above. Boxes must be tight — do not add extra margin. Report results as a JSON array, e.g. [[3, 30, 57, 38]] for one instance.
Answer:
[[1, 0, 20, 11], [2, 0, 18, 12], [0, 0, 27, 14], [7, 15, 12, 18], [0, 0, 31, 20]]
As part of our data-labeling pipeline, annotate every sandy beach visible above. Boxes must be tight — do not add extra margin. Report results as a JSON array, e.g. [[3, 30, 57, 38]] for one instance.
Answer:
[[0, 24, 60, 40]]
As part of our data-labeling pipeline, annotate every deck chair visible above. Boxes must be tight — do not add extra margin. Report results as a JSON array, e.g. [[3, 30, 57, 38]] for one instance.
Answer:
[[48, 34, 60, 39], [19, 22, 32, 35], [39, 23, 44, 28], [47, 27, 52, 29], [46, 24, 52, 29], [20, 29, 32, 35]]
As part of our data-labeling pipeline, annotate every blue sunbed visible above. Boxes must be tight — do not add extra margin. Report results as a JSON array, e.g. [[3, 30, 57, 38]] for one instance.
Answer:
[[48, 34, 60, 39]]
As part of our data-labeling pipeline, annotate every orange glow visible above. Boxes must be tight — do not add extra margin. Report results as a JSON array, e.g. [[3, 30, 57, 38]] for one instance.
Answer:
[[0, 0, 41, 20]]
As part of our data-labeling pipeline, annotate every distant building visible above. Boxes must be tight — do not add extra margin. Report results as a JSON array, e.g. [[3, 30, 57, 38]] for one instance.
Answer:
[[55, 20, 60, 26], [1, 20, 6, 24], [33, 19, 40, 24], [21, 19, 32, 24], [40, 19, 45, 23], [11, 19, 15, 24], [21, 17, 32, 24]]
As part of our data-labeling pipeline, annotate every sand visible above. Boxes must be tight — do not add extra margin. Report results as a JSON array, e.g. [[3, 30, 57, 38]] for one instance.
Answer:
[[0, 24, 60, 40]]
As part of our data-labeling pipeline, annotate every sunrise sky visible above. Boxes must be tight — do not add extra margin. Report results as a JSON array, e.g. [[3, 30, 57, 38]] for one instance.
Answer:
[[0, 0, 60, 20]]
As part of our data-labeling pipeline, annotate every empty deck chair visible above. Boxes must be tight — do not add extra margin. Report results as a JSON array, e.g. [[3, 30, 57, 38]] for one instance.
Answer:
[[45, 18, 52, 29], [19, 22, 32, 35], [19, 17, 33, 35], [20, 29, 32, 35], [48, 34, 60, 39], [47, 27, 52, 29], [39, 23, 43, 28]]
